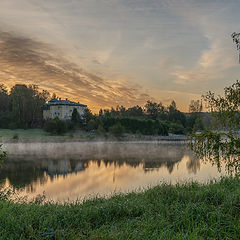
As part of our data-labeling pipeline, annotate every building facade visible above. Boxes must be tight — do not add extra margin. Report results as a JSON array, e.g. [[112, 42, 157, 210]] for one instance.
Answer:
[[43, 99, 87, 120]]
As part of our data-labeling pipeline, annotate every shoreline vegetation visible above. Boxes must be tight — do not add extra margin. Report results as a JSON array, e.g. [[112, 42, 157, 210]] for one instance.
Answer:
[[0, 128, 186, 143], [1, 82, 240, 238], [0, 177, 240, 239], [0, 83, 206, 138]]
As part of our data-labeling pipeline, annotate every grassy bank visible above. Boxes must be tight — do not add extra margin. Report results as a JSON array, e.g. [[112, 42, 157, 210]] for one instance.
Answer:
[[1, 177, 240, 239], [0, 129, 186, 143], [0, 129, 94, 142]]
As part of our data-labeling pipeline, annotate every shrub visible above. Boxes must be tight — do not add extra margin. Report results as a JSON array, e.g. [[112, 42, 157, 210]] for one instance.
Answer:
[[109, 123, 124, 137], [71, 108, 80, 124], [12, 134, 19, 140], [44, 118, 67, 135], [135, 130, 141, 135], [96, 124, 105, 135], [68, 133, 74, 138], [168, 122, 185, 134], [87, 119, 96, 131], [66, 120, 74, 131], [101, 117, 169, 136]]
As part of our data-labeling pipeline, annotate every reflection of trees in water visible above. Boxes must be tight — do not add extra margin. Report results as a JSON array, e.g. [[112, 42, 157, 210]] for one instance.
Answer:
[[88, 144, 189, 174], [2, 143, 201, 191], [189, 132, 239, 174], [186, 154, 201, 174], [0, 161, 48, 191]]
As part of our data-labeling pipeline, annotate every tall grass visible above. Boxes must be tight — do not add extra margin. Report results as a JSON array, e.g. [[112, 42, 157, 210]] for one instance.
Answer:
[[0, 177, 240, 239]]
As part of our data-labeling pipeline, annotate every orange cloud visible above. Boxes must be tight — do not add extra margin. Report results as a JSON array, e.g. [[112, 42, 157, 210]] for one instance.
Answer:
[[0, 31, 151, 112]]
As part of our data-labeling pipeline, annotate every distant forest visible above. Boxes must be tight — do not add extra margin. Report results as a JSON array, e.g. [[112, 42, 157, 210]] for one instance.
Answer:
[[0, 84, 50, 129], [0, 83, 206, 135]]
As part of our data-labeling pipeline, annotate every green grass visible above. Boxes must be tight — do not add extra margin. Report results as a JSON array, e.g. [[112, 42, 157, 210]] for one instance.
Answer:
[[0, 129, 96, 142], [1, 177, 240, 239], [0, 129, 186, 143]]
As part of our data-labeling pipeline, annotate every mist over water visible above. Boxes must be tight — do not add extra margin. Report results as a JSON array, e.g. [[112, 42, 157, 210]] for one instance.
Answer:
[[0, 142, 224, 202]]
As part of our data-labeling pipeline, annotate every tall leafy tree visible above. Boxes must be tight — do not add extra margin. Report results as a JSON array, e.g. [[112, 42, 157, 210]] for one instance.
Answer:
[[0, 84, 9, 113], [189, 100, 202, 113], [10, 84, 50, 128], [167, 101, 186, 127], [71, 108, 80, 124], [188, 100, 204, 132], [83, 108, 94, 124], [126, 105, 144, 118], [144, 100, 161, 120]]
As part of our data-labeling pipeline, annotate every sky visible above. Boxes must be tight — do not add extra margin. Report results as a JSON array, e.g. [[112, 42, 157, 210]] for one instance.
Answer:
[[0, 0, 240, 112]]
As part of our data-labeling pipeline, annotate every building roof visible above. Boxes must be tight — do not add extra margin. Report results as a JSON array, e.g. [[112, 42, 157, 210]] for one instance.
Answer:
[[43, 99, 87, 110]]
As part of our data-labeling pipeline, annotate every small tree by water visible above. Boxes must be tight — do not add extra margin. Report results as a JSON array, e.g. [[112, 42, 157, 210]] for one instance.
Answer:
[[189, 80, 240, 174]]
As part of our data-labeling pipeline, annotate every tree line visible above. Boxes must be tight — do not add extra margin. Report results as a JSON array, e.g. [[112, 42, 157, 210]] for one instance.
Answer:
[[0, 84, 50, 129], [51, 99, 205, 136], [0, 83, 205, 135]]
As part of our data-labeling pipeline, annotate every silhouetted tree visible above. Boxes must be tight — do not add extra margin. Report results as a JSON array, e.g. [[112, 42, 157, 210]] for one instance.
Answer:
[[126, 105, 144, 118], [10, 84, 50, 128], [167, 101, 186, 127], [0, 84, 9, 113], [83, 108, 94, 124], [71, 108, 80, 124], [144, 101, 161, 120], [189, 100, 202, 113]]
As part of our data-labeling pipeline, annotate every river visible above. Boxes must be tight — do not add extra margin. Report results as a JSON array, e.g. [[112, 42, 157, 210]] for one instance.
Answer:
[[0, 141, 225, 202]]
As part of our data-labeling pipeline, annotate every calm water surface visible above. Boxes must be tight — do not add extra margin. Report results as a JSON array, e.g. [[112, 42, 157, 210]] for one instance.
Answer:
[[0, 142, 225, 202]]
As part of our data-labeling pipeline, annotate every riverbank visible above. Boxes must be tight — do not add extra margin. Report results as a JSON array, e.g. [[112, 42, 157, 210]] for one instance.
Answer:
[[0, 129, 186, 143], [0, 177, 239, 239]]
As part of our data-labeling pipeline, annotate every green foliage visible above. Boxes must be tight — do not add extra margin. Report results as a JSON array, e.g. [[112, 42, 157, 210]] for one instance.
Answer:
[[167, 101, 186, 127], [109, 123, 124, 137], [87, 119, 97, 131], [95, 99, 205, 135], [0, 177, 240, 239], [68, 133, 74, 138], [135, 130, 141, 136], [168, 122, 185, 134], [96, 124, 105, 135], [189, 80, 240, 174], [71, 108, 80, 124], [99, 117, 168, 136], [189, 100, 202, 113], [144, 100, 163, 120], [83, 108, 94, 124], [44, 118, 67, 135], [0, 84, 50, 129], [12, 133, 19, 140], [192, 117, 204, 132], [65, 120, 74, 131], [0, 82, 200, 134]]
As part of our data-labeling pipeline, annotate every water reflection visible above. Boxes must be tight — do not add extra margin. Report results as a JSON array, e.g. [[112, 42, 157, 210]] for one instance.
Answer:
[[0, 142, 223, 202]]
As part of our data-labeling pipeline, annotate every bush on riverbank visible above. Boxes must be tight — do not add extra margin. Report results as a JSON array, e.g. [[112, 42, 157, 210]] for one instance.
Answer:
[[95, 117, 169, 136], [44, 118, 67, 135], [0, 177, 240, 239]]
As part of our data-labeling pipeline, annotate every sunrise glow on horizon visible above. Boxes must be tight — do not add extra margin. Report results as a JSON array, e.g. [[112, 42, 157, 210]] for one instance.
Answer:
[[1, 0, 240, 112]]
